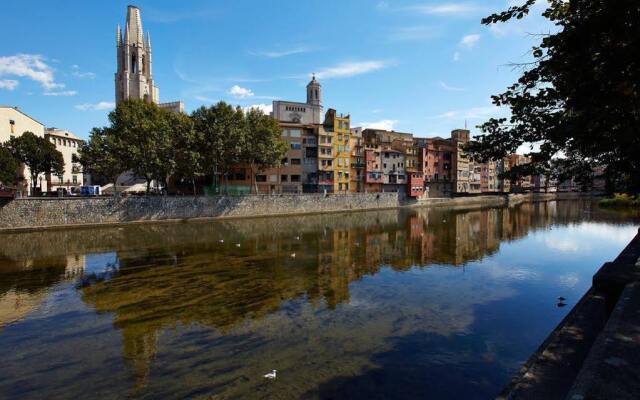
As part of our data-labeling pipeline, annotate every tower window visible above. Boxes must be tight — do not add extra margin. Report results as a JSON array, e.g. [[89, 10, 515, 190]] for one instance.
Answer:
[[131, 55, 137, 73]]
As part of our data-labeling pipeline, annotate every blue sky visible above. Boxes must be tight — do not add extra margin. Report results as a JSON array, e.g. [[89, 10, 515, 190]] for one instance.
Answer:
[[1, 1, 552, 140]]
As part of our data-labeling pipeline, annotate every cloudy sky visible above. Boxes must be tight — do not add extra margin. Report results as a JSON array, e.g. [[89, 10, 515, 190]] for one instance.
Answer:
[[1, 1, 552, 139]]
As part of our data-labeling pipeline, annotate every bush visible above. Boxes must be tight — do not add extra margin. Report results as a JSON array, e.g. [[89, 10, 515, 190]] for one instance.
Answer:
[[599, 193, 640, 208]]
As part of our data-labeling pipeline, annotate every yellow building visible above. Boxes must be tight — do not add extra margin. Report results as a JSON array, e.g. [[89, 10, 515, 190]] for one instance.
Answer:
[[323, 109, 351, 193]]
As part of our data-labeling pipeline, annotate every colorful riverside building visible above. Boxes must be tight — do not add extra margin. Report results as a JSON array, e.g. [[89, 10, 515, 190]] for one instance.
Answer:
[[349, 127, 364, 193], [323, 109, 351, 193]]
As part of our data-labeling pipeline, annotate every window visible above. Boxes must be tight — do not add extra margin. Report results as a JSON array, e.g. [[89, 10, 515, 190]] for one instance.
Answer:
[[338, 171, 343, 179], [338, 134, 343, 141], [234, 172, 245, 180], [383, 163, 387, 169], [281, 174, 288, 182], [344, 122, 349, 130], [338, 121, 343, 129], [338, 145, 343, 152], [289, 129, 301, 138], [72, 175, 78, 184], [291, 142, 301, 150], [270, 175, 278, 183], [58, 176, 63, 184], [291, 158, 301, 165], [338, 158, 343, 167], [9, 119, 15, 134], [256, 175, 267, 182], [291, 175, 301, 182], [345, 135, 349, 141]]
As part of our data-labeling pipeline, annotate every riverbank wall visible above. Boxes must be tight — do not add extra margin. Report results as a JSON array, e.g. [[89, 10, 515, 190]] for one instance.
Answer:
[[0, 192, 591, 232], [499, 228, 640, 400]]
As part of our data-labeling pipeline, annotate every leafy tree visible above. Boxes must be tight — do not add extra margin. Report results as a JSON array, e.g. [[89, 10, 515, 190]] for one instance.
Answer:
[[110, 100, 175, 193], [0, 144, 20, 188], [8, 131, 64, 193], [191, 102, 246, 193], [243, 108, 288, 194], [75, 127, 126, 191], [170, 112, 202, 194], [467, 0, 640, 193]]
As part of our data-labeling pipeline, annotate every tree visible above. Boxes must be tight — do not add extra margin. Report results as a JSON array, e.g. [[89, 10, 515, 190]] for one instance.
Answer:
[[110, 100, 175, 193], [0, 144, 20, 188], [467, 0, 640, 193], [75, 127, 126, 190], [243, 108, 288, 194], [8, 131, 64, 193], [170, 112, 202, 194], [191, 102, 246, 193]]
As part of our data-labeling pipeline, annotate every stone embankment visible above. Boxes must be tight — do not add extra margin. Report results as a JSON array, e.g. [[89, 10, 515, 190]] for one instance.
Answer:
[[499, 228, 640, 400], [0, 192, 588, 232]]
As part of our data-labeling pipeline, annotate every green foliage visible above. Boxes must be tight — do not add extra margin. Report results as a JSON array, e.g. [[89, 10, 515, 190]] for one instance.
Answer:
[[170, 112, 201, 193], [599, 193, 640, 208], [191, 102, 246, 181], [243, 107, 288, 193], [7, 131, 64, 190], [468, 0, 640, 193], [75, 127, 126, 187], [0, 144, 20, 187]]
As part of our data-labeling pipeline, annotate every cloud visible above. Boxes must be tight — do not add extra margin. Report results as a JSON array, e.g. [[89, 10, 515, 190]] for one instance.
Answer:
[[43, 90, 78, 96], [453, 51, 461, 61], [75, 101, 115, 111], [358, 119, 399, 130], [426, 106, 504, 121], [195, 95, 217, 103], [315, 60, 391, 79], [389, 26, 440, 41], [460, 34, 480, 48], [71, 64, 96, 79], [439, 81, 466, 91], [0, 54, 63, 90], [376, 1, 389, 10], [228, 85, 254, 99], [0, 79, 19, 90], [249, 46, 313, 58], [408, 2, 484, 16], [242, 104, 273, 115]]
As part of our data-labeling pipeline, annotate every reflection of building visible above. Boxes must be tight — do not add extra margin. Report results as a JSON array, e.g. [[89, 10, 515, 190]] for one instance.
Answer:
[[45, 128, 85, 194]]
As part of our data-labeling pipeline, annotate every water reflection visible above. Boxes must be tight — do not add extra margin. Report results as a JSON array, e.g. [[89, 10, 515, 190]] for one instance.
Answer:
[[0, 200, 637, 399]]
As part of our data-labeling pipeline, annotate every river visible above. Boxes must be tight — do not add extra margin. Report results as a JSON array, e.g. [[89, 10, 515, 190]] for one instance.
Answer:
[[0, 199, 638, 399]]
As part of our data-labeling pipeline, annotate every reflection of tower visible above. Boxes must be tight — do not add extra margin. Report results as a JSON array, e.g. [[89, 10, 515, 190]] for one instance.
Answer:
[[115, 6, 158, 105]]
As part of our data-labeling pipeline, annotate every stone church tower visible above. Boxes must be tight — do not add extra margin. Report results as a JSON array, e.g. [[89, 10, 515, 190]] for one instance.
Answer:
[[115, 6, 159, 105], [306, 74, 322, 106]]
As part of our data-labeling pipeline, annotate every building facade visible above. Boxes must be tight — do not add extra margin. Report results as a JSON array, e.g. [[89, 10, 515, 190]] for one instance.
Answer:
[[44, 128, 85, 193]]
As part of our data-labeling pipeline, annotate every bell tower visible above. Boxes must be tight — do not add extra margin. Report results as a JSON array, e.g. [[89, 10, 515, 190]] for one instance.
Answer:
[[115, 5, 159, 105], [306, 74, 322, 106]]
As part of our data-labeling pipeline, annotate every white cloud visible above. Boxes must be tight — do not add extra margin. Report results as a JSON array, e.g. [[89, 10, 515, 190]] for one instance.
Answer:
[[0, 79, 19, 90], [75, 101, 115, 111], [409, 2, 484, 16], [0, 54, 63, 90], [315, 60, 391, 79], [439, 81, 466, 91], [453, 51, 461, 61], [389, 26, 440, 41], [460, 34, 480, 48], [249, 47, 312, 58], [195, 95, 217, 103], [426, 106, 504, 121], [242, 103, 273, 115], [71, 64, 96, 79], [228, 85, 254, 99], [376, 1, 389, 10], [358, 119, 399, 130], [43, 90, 77, 96]]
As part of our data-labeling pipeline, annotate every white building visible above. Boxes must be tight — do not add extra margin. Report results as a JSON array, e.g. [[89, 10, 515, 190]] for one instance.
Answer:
[[0, 105, 46, 195], [272, 75, 323, 125], [44, 128, 85, 193]]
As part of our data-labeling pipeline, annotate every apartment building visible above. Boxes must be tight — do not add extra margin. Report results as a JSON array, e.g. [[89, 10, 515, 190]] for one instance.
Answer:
[[45, 128, 85, 193]]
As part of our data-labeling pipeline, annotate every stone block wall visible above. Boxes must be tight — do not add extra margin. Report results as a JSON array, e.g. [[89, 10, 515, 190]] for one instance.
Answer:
[[0, 193, 401, 230]]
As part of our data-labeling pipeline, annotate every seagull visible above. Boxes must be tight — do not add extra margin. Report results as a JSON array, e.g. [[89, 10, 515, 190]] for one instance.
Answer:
[[236, 243, 241, 247], [291, 253, 296, 258], [557, 302, 567, 308], [558, 296, 566, 301], [295, 236, 300, 240], [263, 370, 277, 379], [219, 239, 224, 243]]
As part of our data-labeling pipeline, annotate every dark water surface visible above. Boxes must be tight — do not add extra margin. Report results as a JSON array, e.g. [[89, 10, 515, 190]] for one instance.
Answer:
[[0, 200, 638, 399]]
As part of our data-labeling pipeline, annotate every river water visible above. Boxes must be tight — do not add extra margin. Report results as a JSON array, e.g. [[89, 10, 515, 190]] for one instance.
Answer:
[[0, 199, 638, 399]]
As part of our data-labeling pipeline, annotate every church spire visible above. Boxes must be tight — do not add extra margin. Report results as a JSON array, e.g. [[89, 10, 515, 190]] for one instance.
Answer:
[[116, 24, 122, 46], [146, 31, 151, 49], [126, 5, 144, 45]]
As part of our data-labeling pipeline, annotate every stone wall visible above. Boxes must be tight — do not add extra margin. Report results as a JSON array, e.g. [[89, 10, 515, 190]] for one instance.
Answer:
[[0, 193, 401, 231], [0, 192, 594, 232]]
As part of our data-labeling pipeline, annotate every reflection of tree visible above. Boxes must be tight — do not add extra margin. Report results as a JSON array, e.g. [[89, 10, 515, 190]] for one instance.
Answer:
[[1, 198, 635, 395]]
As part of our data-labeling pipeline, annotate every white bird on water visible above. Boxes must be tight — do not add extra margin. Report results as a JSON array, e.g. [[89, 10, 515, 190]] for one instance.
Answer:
[[236, 243, 241, 247], [291, 253, 296, 258], [219, 239, 224, 243], [295, 236, 300, 240], [264, 369, 277, 379]]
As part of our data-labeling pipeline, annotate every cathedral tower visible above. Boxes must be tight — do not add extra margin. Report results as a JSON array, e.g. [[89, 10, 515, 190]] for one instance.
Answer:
[[115, 6, 159, 105], [306, 74, 322, 106]]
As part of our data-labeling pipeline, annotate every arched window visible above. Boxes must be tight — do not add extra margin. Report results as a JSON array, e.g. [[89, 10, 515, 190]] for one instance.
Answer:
[[142, 55, 145, 73], [131, 55, 137, 74]]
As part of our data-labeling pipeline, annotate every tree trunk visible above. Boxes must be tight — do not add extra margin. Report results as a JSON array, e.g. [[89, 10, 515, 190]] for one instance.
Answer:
[[146, 178, 151, 194], [192, 178, 196, 195]]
